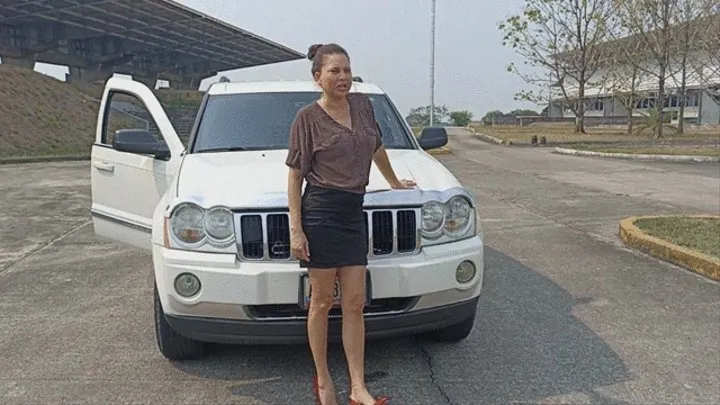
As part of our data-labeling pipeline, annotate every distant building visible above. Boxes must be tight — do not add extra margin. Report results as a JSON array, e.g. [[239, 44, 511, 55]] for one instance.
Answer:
[[548, 14, 720, 126]]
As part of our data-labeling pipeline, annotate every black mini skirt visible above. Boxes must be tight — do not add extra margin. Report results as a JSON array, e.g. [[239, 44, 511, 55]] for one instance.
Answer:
[[299, 184, 368, 269]]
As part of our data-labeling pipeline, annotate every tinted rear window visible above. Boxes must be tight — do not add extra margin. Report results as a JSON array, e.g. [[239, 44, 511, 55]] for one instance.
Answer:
[[190, 91, 415, 152]]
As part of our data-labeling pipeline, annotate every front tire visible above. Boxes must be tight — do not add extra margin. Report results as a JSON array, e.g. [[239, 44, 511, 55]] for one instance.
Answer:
[[154, 284, 204, 360]]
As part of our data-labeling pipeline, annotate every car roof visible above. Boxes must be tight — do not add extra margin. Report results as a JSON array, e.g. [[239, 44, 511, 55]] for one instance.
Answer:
[[206, 80, 386, 95]]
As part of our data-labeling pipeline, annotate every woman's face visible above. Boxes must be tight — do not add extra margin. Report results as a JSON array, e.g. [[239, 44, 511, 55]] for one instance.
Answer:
[[314, 53, 352, 99]]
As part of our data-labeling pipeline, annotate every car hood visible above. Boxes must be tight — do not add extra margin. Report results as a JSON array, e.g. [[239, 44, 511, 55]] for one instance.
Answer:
[[174, 149, 462, 209]]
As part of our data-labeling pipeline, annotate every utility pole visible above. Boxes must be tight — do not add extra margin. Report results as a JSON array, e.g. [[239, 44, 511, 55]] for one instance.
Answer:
[[430, 0, 436, 127], [548, 71, 552, 117]]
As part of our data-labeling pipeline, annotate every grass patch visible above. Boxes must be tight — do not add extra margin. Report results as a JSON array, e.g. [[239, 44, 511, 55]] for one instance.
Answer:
[[470, 123, 719, 145], [634, 216, 720, 259], [567, 143, 720, 156], [0, 64, 102, 157], [427, 145, 452, 155], [0, 64, 204, 159]]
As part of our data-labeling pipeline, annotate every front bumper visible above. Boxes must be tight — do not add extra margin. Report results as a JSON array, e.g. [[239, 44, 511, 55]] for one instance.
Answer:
[[152, 235, 484, 342], [165, 295, 480, 344]]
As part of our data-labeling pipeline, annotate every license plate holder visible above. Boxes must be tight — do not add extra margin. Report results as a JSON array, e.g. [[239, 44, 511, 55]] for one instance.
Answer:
[[299, 270, 372, 310]]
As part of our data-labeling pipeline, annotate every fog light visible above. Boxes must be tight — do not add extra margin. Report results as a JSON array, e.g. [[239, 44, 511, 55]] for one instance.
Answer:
[[456, 261, 476, 283], [174, 273, 201, 297]]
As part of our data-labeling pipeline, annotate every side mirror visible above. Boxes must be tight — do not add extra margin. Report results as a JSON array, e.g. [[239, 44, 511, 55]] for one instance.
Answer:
[[417, 126, 448, 150], [113, 129, 170, 160]]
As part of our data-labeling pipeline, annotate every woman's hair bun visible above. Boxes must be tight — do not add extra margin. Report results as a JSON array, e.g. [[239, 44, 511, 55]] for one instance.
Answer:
[[307, 44, 323, 60]]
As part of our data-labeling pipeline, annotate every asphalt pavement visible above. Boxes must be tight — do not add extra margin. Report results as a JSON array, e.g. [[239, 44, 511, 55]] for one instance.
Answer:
[[1, 130, 718, 405]]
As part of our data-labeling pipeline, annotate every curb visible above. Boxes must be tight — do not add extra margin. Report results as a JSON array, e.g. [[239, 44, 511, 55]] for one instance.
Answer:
[[554, 147, 720, 163], [0, 154, 90, 165], [619, 215, 720, 281], [465, 125, 509, 145], [477, 133, 507, 145]]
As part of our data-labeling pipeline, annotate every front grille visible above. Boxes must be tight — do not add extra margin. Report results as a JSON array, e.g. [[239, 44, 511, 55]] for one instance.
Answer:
[[397, 210, 417, 252], [235, 209, 419, 260], [246, 297, 418, 320], [240, 215, 263, 258], [372, 211, 393, 255], [267, 214, 290, 259]]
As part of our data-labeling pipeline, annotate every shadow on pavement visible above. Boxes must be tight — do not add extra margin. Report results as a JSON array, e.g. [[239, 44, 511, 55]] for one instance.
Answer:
[[430, 246, 633, 404], [171, 246, 631, 405]]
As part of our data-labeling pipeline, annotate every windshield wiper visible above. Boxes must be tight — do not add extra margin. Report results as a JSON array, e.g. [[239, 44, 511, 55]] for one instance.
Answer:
[[196, 146, 247, 153]]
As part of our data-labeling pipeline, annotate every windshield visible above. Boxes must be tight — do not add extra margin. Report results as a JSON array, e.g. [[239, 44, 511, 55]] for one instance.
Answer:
[[190, 91, 416, 153]]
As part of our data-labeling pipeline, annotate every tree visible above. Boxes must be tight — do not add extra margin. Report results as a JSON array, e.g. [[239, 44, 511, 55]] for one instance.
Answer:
[[602, 0, 717, 136], [612, 0, 680, 138], [507, 108, 541, 116], [481, 110, 504, 125], [499, 0, 615, 133], [449, 110, 473, 127], [696, 5, 720, 104], [667, 0, 715, 133], [480, 109, 540, 125], [405, 105, 449, 127], [603, 31, 650, 134]]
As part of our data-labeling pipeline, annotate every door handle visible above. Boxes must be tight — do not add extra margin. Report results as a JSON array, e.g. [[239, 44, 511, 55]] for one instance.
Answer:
[[93, 161, 115, 172]]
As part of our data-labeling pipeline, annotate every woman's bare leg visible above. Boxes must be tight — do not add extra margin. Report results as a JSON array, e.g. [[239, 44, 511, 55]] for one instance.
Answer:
[[307, 268, 339, 405], [338, 266, 377, 404]]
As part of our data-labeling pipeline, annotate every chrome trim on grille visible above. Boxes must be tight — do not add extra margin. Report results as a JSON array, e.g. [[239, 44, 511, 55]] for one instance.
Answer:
[[233, 208, 421, 262]]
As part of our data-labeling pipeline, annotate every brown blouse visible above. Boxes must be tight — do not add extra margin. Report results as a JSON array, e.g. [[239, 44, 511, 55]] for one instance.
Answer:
[[285, 93, 383, 194]]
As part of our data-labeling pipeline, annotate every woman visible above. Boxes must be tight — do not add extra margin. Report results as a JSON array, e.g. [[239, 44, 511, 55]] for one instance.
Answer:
[[285, 43, 415, 405]]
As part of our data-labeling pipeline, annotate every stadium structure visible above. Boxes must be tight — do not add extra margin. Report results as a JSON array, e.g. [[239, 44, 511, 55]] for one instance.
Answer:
[[0, 0, 305, 89]]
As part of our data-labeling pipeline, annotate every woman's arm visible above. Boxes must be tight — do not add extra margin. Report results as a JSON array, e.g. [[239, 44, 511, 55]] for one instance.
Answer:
[[371, 124, 416, 189], [287, 168, 304, 232], [285, 113, 312, 261], [373, 146, 404, 189], [365, 96, 415, 189], [287, 167, 309, 260]]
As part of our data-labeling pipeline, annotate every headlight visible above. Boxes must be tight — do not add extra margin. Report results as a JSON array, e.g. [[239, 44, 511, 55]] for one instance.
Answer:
[[443, 196, 472, 236], [167, 202, 236, 251], [203, 207, 234, 245], [170, 203, 206, 246], [421, 201, 445, 239], [420, 195, 476, 245]]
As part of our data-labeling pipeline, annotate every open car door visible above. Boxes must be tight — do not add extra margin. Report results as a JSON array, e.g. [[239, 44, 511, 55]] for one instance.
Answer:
[[90, 77, 185, 251]]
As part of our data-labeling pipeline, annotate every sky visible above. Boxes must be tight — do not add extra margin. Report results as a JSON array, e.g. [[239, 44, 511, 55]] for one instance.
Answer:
[[26, 0, 537, 119]]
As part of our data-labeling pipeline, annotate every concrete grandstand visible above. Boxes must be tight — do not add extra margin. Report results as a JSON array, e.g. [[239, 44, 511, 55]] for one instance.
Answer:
[[0, 0, 304, 89]]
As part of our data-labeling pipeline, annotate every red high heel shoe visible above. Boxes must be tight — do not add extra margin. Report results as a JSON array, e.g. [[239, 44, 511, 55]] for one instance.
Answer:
[[349, 396, 389, 405]]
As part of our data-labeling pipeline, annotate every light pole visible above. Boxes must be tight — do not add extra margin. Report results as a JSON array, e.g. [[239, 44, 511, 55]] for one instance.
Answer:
[[429, 0, 436, 127]]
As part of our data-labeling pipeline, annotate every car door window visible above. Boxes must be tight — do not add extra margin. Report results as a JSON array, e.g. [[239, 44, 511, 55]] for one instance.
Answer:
[[102, 91, 163, 148]]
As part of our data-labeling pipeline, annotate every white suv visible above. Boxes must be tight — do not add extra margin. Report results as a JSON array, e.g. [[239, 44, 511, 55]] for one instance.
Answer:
[[90, 76, 485, 360]]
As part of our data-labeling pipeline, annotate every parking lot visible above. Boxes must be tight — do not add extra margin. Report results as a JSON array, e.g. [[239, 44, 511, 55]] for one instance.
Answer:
[[1, 129, 719, 404]]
